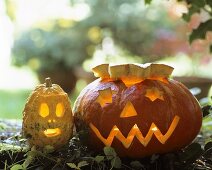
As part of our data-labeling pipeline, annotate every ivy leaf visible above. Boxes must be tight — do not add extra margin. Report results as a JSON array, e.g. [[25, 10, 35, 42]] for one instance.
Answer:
[[94, 155, 105, 163], [43, 145, 55, 153], [179, 0, 191, 5], [67, 163, 78, 169], [22, 150, 36, 169], [206, 0, 212, 7], [189, 19, 212, 43], [202, 105, 212, 117], [0, 122, 7, 131], [130, 161, 145, 169], [189, 0, 205, 8], [182, 5, 200, 22], [204, 142, 212, 158], [111, 156, 122, 169], [150, 154, 159, 163], [77, 161, 89, 168], [204, 142, 212, 151], [103, 146, 117, 160], [144, 0, 152, 4], [10, 164, 25, 170], [180, 143, 203, 163]]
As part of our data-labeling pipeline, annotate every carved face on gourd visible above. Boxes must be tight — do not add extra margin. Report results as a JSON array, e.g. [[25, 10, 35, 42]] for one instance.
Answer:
[[73, 64, 202, 158], [23, 78, 73, 150]]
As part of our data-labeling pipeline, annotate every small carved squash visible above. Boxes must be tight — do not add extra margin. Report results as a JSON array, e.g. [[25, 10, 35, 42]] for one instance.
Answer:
[[23, 77, 73, 149], [73, 63, 202, 158]]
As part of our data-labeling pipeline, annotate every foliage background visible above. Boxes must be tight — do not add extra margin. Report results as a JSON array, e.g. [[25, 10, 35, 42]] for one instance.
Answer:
[[0, 0, 211, 129]]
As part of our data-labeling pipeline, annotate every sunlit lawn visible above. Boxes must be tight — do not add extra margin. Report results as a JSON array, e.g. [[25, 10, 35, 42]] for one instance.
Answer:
[[0, 89, 79, 119], [0, 90, 30, 119]]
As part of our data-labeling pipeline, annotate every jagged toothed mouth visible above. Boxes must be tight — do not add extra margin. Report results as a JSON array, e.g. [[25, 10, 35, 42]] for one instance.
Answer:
[[44, 128, 61, 137], [89, 116, 180, 148]]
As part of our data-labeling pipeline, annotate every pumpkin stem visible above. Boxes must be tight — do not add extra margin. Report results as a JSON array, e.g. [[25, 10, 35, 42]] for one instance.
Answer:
[[45, 77, 52, 87]]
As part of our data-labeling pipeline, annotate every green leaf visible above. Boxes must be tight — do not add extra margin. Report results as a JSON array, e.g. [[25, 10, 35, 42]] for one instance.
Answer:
[[103, 146, 117, 160], [150, 154, 159, 163], [77, 161, 89, 168], [180, 0, 191, 5], [190, 19, 212, 43], [181, 0, 206, 22], [180, 143, 203, 162], [204, 142, 212, 157], [19, 138, 27, 142], [94, 155, 105, 163], [67, 163, 78, 169], [190, 0, 205, 8], [43, 145, 55, 153], [111, 157, 122, 169], [130, 161, 145, 169], [206, 0, 212, 7], [182, 13, 191, 22], [23, 150, 38, 167], [204, 142, 212, 151], [22, 153, 35, 169], [0, 122, 7, 131], [210, 44, 212, 53], [202, 105, 212, 117], [10, 164, 25, 170], [182, 5, 200, 22], [4, 160, 7, 170], [144, 0, 152, 4]]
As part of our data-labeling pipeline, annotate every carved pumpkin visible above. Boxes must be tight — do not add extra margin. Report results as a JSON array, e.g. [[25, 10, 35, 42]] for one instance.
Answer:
[[23, 78, 73, 149], [73, 63, 202, 158]]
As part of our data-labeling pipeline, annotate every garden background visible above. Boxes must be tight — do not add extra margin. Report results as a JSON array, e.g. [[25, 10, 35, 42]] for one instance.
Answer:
[[0, 0, 212, 169], [0, 0, 211, 130]]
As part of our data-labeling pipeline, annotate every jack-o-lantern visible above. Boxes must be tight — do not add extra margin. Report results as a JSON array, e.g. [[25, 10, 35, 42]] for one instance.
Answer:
[[23, 77, 73, 149], [73, 63, 202, 158]]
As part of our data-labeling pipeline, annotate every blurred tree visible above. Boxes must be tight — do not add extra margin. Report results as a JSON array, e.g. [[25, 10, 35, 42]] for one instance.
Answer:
[[11, 0, 212, 92], [70, 0, 180, 62], [12, 20, 93, 92], [12, 0, 179, 81], [13, 22, 91, 71], [4, 0, 16, 21], [70, 0, 212, 54], [149, 0, 212, 52], [12, 0, 182, 68], [184, 0, 212, 52]]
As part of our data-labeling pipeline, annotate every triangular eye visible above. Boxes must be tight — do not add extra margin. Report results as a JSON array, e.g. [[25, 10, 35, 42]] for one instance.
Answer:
[[120, 101, 138, 118]]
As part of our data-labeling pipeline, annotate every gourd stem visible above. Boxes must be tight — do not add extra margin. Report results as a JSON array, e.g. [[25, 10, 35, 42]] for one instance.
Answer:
[[45, 77, 52, 87]]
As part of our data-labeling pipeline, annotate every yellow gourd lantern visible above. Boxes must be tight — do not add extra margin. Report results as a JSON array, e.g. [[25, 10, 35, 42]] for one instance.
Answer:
[[73, 63, 202, 158], [22, 78, 73, 149]]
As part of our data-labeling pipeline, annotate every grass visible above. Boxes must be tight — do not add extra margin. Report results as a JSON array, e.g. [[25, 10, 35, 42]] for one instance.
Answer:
[[0, 90, 30, 119], [0, 89, 79, 119], [1, 133, 212, 170]]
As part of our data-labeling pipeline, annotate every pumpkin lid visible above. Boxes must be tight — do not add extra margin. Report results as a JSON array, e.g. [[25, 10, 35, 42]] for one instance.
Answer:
[[92, 63, 174, 80]]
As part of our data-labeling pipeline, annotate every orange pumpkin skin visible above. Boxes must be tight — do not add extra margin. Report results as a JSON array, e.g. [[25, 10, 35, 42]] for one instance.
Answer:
[[73, 78, 202, 158]]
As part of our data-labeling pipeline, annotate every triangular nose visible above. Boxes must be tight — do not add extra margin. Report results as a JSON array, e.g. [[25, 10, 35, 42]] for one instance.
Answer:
[[120, 101, 138, 118]]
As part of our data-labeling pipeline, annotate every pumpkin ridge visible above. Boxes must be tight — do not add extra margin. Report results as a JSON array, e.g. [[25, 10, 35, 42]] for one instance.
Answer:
[[22, 77, 73, 150], [73, 63, 202, 158]]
